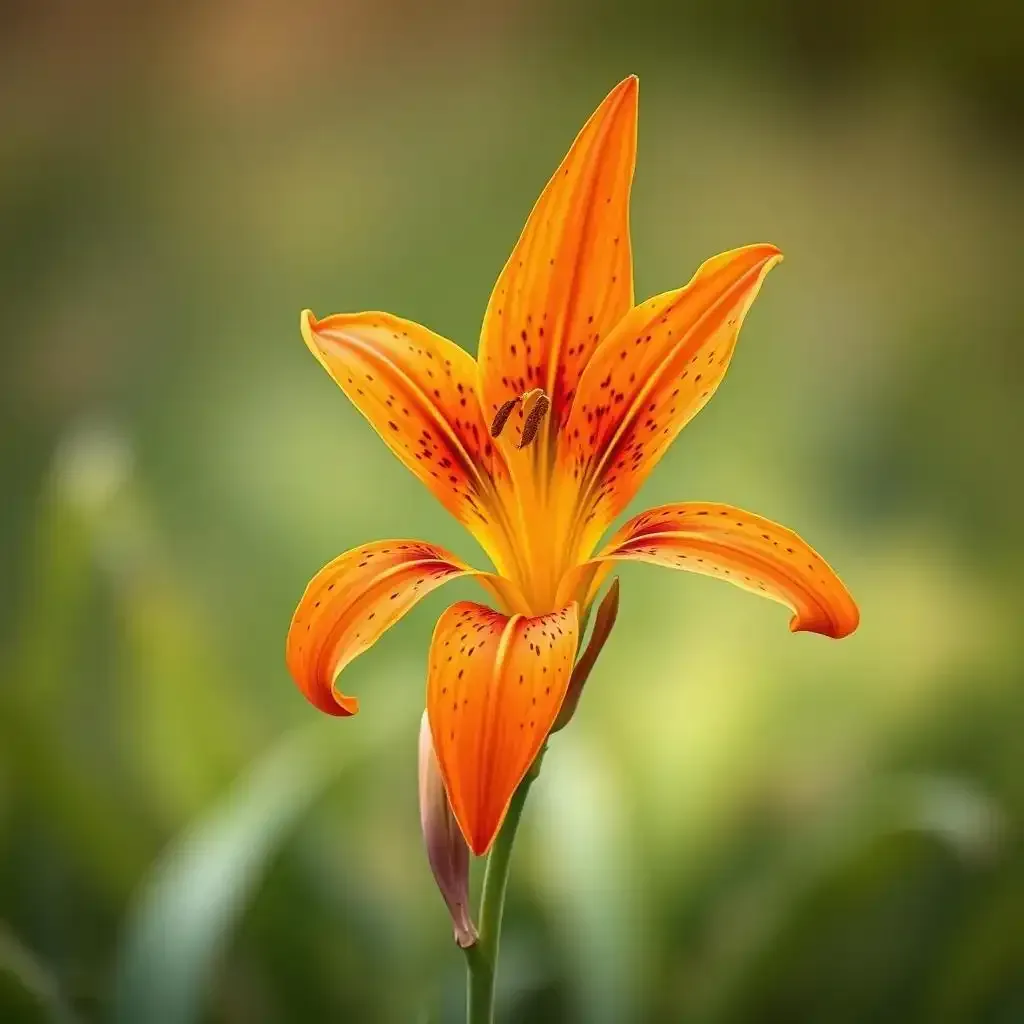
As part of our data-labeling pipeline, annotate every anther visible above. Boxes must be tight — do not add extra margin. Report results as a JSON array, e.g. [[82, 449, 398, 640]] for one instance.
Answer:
[[490, 397, 519, 438], [518, 389, 550, 449], [490, 388, 551, 448]]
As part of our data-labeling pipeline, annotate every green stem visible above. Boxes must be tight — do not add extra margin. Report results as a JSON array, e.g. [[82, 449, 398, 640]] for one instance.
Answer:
[[464, 774, 535, 1024]]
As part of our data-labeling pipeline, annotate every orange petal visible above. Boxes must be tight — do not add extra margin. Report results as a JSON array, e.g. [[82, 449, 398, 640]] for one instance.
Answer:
[[427, 601, 579, 854], [583, 503, 859, 638], [562, 244, 782, 554], [301, 310, 518, 575], [286, 540, 503, 716], [478, 76, 638, 442]]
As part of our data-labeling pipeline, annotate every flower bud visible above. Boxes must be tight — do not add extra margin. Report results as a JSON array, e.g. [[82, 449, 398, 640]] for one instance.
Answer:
[[418, 710, 477, 947], [552, 577, 620, 732]]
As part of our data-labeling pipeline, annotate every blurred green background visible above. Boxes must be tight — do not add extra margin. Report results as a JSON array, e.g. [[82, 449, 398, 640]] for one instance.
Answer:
[[2, 2, 1023, 1021]]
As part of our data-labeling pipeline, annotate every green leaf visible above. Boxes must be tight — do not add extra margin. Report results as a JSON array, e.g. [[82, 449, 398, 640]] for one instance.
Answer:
[[0, 925, 79, 1024], [111, 714, 403, 1024]]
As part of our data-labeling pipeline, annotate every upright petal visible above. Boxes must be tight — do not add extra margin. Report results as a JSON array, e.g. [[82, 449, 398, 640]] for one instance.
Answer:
[[578, 503, 859, 638], [562, 244, 782, 555], [286, 540, 510, 716], [478, 76, 638, 440], [301, 310, 518, 575], [419, 711, 477, 948], [427, 602, 579, 854]]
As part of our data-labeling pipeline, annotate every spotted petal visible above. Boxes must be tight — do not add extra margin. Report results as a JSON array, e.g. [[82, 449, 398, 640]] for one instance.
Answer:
[[301, 310, 519, 577], [427, 601, 579, 854], [286, 540, 520, 716], [569, 503, 858, 638], [478, 76, 638, 443], [561, 244, 782, 557]]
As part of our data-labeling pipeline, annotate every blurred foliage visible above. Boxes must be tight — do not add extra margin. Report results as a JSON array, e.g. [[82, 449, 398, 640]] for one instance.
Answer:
[[2, 1, 1023, 1022]]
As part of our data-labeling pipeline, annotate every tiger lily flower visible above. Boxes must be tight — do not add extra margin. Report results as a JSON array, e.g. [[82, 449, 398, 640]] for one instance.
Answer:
[[286, 75, 859, 858]]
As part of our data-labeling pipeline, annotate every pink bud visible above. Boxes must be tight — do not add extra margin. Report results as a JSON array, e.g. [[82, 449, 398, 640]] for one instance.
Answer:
[[418, 710, 478, 947]]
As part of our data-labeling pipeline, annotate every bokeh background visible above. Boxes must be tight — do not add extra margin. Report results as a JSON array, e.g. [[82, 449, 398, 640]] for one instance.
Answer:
[[3, 1, 1023, 1021]]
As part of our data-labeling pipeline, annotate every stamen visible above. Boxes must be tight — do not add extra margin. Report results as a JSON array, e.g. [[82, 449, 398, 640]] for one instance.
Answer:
[[518, 389, 550, 449], [490, 388, 552, 448], [490, 397, 520, 439]]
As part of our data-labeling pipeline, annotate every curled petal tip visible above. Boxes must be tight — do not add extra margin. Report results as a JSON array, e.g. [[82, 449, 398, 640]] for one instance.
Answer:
[[285, 540, 478, 717], [752, 242, 783, 264], [299, 309, 322, 360], [335, 692, 360, 716], [733, 242, 783, 269], [843, 605, 861, 638], [790, 601, 860, 639], [591, 503, 858, 644]]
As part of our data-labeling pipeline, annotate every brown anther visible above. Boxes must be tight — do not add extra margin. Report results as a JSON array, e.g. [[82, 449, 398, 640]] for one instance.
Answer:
[[517, 389, 550, 449], [490, 397, 520, 439]]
